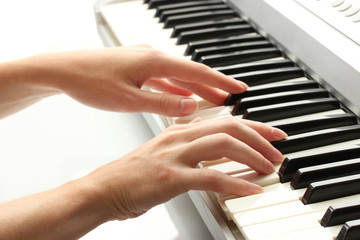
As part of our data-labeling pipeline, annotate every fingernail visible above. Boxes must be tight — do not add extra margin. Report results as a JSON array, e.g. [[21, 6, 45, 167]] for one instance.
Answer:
[[273, 148, 285, 163], [264, 159, 276, 173], [272, 127, 288, 140], [180, 98, 197, 115], [238, 81, 249, 90], [247, 182, 263, 195]]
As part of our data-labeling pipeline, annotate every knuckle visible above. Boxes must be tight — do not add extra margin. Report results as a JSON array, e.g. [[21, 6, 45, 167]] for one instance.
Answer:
[[215, 133, 234, 147], [158, 94, 172, 113], [203, 170, 223, 192]]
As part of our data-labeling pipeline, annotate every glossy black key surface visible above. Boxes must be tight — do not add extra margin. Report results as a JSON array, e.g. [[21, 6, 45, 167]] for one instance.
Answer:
[[242, 98, 340, 122], [185, 34, 263, 55], [148, 0, 194, 9], [291, 158, 360, 189], [200, 47, 282, 67], [337, 219, 360, 240], [159, 4, 229, 22], [272, 113, 358, 136], [164, 10, 237, 28], [279, 145, 360, 182], [225, 79, 319, 106], [232, 88, 329, 115], [302, 173, 360, 204], [178, 25, 254, 45], [215, 59, 295, 75], [321, 200, 360, 227], [272, 125, 360, 155], [192, 40, 271, 61], [156, 0, 224, 17], [230, 67, 305, 86], [172, 18, 245, 38]]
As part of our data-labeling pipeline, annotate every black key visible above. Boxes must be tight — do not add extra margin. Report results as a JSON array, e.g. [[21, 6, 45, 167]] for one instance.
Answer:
[[149, 0, 194, 9], [242, 98, 340, 122], [279, 144, 360, 183], [160, 4, 230, 22], [230, 67, 304, 86], [273, 113, 358, 136], [164, 10, 237, 28], [291, 158, 360, 189], [192, 40, 271, 61], [272, 125, 360, 155], [172, 18, 245, 38], [200, 47, 282, 67], [232, 88, 329, 115], [156, 0, 224, 17], [337, 219, 360, 240], [215, 59, 295, 75], [185, 34, 265, 55], [225, 79, 319, 106], [302, 173, 360, 204], [321, 200, 360, 227], [178, 25, 254, 45]]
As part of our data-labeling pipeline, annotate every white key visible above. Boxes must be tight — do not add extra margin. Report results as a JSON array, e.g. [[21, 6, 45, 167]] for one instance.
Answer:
[[206, 160, 251, 175], [233, 200, 310, 227], [173, 106, 232, 124], [257, 226, 334, 240], [225, 188, 301, 215], [241, 213, 321, 239], [233, 192, 360, 228], [231, 170, 280, 187]]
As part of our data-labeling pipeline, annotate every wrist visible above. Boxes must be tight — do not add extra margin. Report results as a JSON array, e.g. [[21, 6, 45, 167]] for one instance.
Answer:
[[4, 55, 63, 96]]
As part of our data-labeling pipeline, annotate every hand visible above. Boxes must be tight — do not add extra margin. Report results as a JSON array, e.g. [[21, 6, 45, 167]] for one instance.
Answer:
[[29, 45, 248, 117], [84, 118, 287, 220]]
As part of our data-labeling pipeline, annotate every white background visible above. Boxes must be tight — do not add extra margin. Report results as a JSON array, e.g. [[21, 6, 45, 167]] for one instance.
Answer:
[[0, 0, 179, 239]]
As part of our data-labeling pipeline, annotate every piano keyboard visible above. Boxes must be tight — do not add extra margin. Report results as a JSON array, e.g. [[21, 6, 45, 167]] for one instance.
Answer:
[[96, 0, 360, 239]]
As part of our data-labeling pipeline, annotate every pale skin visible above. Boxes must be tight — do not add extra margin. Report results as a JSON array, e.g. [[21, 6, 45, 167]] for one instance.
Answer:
[[0, 45, 287, 240]]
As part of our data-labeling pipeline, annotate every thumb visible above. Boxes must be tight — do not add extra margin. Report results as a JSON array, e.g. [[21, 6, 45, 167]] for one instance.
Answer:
[[140, 91, 198, 117]]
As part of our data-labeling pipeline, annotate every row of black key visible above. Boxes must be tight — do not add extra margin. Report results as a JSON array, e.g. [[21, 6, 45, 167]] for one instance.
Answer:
[[143, 0, 360, 239]]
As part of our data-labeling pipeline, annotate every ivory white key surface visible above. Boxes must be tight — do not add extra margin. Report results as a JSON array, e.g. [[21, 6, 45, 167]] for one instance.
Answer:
[[173, 106, 232, 124], [241, 213, 321, 239], [225, 189, 300, 214], [231, 167, 280, 186], [233, 192, 360, 229], [233, 200, 309, 227], [258, 226, 334, 240], [206, 161, 252, 175]]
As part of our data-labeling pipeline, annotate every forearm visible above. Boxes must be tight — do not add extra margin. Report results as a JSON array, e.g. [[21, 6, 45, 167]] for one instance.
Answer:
[[0, 178, 109, 240], [0, 57, 61, 119]]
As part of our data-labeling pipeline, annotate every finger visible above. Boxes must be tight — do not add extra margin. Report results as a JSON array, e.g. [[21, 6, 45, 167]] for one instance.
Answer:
[[237, 118, 288, 142], [181, 168, 263, 197], [180, 118, 285, 163], [168, 78, 229, 105], [136, 90, 198, 117], [190, 117, 202, 123], [143, 78, 193, 96], [179, 133, 276, 174], [147, 54, 248, 95]]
